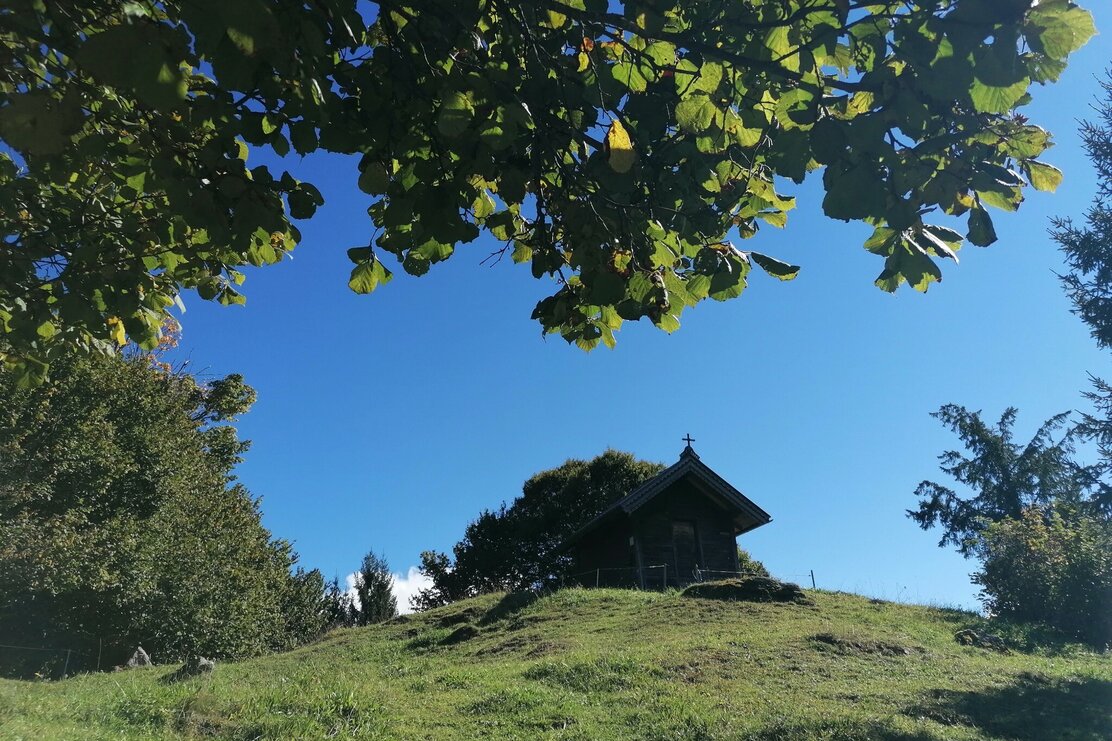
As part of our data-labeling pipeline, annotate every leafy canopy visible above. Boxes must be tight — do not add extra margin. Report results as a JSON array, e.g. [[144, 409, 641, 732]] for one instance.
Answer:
[[0, 0, 1096, 380], [414, 449, 663, 610], [0, 348, 330, 672], [973, 503, 1111, 646]]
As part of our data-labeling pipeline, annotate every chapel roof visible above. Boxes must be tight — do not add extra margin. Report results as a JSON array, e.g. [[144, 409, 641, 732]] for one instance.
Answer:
[[564, 443, 772, 546]]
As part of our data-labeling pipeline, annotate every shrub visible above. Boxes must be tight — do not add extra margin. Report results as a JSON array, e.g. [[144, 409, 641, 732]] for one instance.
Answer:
[[973, 505, 1112, 646]]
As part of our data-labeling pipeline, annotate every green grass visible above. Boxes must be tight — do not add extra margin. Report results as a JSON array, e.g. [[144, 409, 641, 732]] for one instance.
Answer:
[[1, 588, 1109, 740]]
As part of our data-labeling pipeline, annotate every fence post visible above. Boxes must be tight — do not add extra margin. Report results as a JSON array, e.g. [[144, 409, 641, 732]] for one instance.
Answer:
[[663, 563, 667, 589], [62, 649, 71, 679], [810, 570, 816, 589], [595, 569, 600, 588], [96, 638, 102, 672]]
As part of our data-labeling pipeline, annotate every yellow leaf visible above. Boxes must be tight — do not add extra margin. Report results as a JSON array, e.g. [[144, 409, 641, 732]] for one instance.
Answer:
[[606, 119, 635, 174], [106, 316, 126, 346], [577, 51, 590, 73]]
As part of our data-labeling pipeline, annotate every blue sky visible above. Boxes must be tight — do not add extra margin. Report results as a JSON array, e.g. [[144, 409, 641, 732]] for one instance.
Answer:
[[167, 11, 1111, 611]]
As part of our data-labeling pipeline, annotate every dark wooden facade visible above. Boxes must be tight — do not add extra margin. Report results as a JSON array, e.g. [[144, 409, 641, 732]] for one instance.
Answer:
[[565, 446, 771, 588]]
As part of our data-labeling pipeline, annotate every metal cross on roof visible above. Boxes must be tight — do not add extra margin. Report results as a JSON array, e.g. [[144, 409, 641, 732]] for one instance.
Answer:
[[683, 433, 695, 447]]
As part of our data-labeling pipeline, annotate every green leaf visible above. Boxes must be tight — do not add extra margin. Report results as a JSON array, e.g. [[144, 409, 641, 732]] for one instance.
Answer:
[[1026, 1, 1097, 59], [606, 119, 636, 173], [689, 61, 723, 94], [654, 312, 680, 333], [0, 91, 84, 156], [750, 252, 800, 281], [287, 183, 324, 219], [289, 121, 318, 155], [708, 255, 749, 301], [347, 246, 372, 264], [613, 61, 651, 92], [437, 91, 474, 138], [864, 227, 899, 255], [348, 257, 393, 294], [923, 225, 964, 245], [76, 24, 188, 110], [967, 206, 998, 247], [587, 271, 625, 305], [35, 320, 56, 339], [970, 76, 1029, 115], [970, 41, 1030, 114], [823, 163, 885, 220], [1025, 161, 1064, 192], [472, 191, 496, 219], [686, 274, 711, 300], [675, 95, 719, 133], [913, 229, 959, 262], [358, 161, 390, 195]]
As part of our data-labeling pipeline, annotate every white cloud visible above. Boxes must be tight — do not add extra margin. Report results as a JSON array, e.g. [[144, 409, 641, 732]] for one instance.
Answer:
[[343, 572, 361, 607], [391, 566, 432, 614], [343, 565, 431, 615]]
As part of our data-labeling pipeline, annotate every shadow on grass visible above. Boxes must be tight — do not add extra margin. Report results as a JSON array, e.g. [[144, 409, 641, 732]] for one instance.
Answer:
[[909, 672, 1112, 740], [479, 592, 540, 626], [747, 717, 939, 740]]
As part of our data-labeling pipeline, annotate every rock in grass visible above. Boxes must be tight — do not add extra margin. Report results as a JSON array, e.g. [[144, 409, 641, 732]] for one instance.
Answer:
[[163, 656, 216, 683], [811, 633, 920, 656], [954, 629, 1010, 652], [125, 646, 152, 668], [441, 625, 480, 645], [681, 577, 811, 605]]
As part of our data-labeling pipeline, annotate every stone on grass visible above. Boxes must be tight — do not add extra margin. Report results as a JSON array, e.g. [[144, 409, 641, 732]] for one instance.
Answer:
[[954, 629, 1010, 652], [163, 655, 216, 684], [441, 625, 480, 645], [681, 577, 811, 605], [811, 632, 920, 656], [126, 646, 152, 667]]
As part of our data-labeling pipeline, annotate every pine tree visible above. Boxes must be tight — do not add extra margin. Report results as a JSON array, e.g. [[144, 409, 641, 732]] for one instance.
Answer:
[[353, 552, 398, 625]]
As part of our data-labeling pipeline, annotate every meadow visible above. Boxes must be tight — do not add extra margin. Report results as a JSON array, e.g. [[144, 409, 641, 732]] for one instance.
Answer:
[[2, 588, 1109, 740]]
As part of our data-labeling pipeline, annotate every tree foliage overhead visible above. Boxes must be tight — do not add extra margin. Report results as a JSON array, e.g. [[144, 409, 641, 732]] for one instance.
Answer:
[[414, 449, 663, 610], [0, 0, 1095, 379], [0, 349, 329, 673]]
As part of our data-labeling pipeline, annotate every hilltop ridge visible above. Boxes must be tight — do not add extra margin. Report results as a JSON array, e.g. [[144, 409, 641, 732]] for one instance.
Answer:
[[1, 588, 1109, 740]]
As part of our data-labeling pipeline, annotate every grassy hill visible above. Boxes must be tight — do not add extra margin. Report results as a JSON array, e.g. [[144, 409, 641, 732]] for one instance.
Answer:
[[1, 587, 1109, 740]]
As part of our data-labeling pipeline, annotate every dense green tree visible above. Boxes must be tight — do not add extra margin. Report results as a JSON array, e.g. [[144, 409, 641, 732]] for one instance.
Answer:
[[914, 77, 1112, 646], [323, 576, 358, 629], [1054, 72, 1112, 351], [736, 546, 770, 578], [352, 552, 398, 625], [908, 404, 1096, 558], [974, 503, 1111, 645], [415, 449, 663, 609], [0, 349, 328, 674], [0, 1, 1097, 381], [1052, 73, 1112, 510], [911, 404, 1111, 644]]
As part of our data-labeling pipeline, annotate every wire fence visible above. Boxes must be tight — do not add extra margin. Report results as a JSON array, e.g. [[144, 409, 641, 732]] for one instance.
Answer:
[[562, 565, 818, 591], [0, 634, 136, 680]]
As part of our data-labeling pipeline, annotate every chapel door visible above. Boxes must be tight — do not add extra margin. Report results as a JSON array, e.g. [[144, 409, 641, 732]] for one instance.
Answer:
[[672, 520, 700, 586]]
